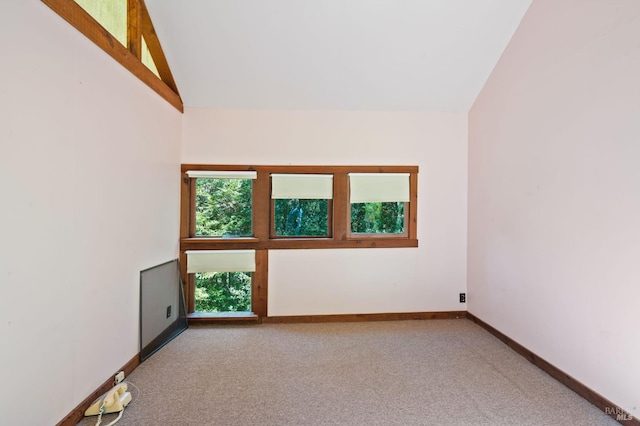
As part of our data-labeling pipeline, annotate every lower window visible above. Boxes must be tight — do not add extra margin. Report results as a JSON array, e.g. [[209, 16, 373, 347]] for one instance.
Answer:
[[194, 271, 252, 313]]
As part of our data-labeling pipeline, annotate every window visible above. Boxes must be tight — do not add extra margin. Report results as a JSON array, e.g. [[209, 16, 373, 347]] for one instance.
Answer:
[[180, 165, 418, 319], [42, 0, 182, 111], [195, 272, 251, 312], [348, 173, 410, 237], [271, 174, 333, 237], [351, 202, 405, 235], [186, 250, 255, 314], [188, 171, 257, 238]]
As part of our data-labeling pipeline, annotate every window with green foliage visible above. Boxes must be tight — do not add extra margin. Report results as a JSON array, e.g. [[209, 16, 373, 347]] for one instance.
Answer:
[[195, 272, 251, 312], [195, 178, 253, 237], [274, 199, 330, 237], [181, 165, 418, 318], [348, 173, 410, 236], [270, 173, 332, 238], [351, 202, 405, 234]]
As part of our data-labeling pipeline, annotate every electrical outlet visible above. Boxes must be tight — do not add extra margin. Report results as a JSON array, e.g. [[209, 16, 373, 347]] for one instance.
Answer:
[[459, 293, 466, 303], [166, 305, 172, 318], [115, 371, 125, 384]]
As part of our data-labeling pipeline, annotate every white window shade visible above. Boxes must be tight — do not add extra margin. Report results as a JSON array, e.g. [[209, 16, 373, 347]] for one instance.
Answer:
[[271, 174, 333, 199], [185, 170, 257, 179], [186, 250, 256, 273], [349, 173, 410, 203]]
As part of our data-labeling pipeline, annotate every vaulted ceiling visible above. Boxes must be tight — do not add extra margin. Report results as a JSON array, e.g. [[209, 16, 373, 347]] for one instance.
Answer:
[[146, 0, 531, 111]]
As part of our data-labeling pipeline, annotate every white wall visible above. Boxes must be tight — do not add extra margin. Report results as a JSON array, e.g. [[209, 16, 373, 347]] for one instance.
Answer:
[[0, 2, 182, 425], [469, 0, 640, 418], [183, 109, 468, 315]]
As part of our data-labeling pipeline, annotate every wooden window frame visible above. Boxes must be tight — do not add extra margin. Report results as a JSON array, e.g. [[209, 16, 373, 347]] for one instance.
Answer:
[[346, 172, 417, 240], [269, 173, 334, 239], [190, 174, 256, 238], [180, 165, 418, 251], [42, 0, 183, 112], [180, 165, 418, 318]]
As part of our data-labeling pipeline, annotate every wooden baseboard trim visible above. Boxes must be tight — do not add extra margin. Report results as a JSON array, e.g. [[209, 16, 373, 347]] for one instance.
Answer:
[[263, 311, 467, 324], [55, 354, 140, 426], [467, 313, 638, 425]]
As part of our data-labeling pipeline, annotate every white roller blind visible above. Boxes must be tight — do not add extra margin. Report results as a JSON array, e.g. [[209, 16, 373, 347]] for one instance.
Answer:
[[186, 250, 256, 273], [271, 174, 333, 199], [185, 170, 257, 179], [349, 173, 410, 203]]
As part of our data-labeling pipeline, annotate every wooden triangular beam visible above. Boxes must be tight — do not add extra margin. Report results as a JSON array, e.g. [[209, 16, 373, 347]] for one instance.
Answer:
[[139, 0, 180, 95], [42, 0, 183, 112]]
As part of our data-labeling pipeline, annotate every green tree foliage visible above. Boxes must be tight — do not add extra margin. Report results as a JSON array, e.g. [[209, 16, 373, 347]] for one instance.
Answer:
[[351, 202, 405, 233], [195, 178, 252, 237], [195, 272, 251, 312], [274, 199, 329, 236]]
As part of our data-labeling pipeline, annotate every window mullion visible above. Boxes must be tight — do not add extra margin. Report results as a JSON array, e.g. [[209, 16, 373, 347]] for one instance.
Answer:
[[409, 172, 418, 239], [188, 178, 196, 237], [333, 172, 349, 241], [253, 170, 270, 241], [252, 249, 268, 318]]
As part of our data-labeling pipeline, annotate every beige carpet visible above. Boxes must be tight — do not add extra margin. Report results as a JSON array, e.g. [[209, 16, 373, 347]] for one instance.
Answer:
[[79, 319, 617, 425]]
